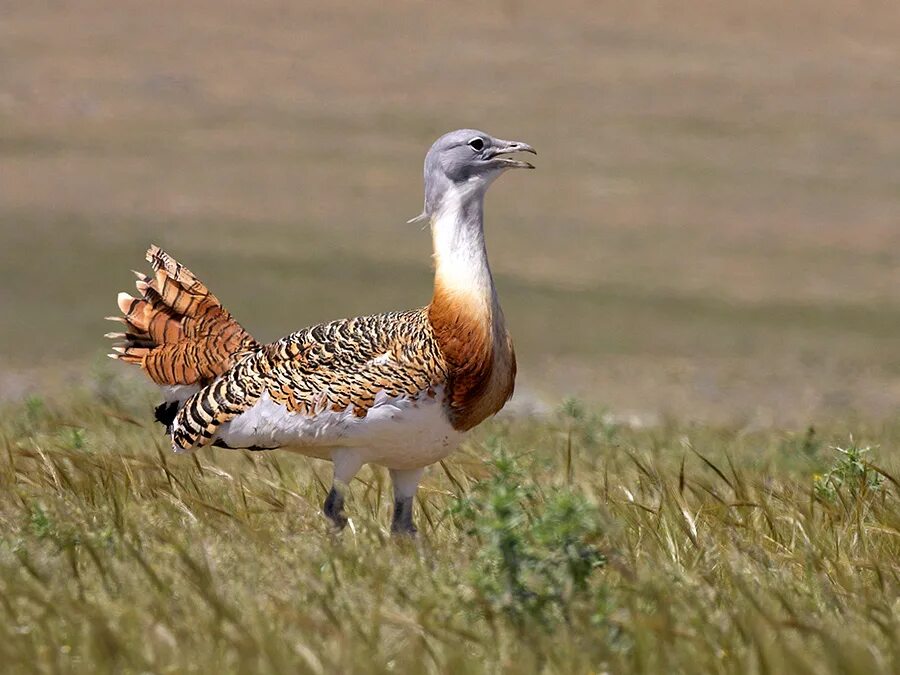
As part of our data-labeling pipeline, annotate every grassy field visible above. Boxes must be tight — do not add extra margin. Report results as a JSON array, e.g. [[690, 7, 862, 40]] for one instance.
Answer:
[[1, 384, 899, 674], [2, 1, 900, 673]]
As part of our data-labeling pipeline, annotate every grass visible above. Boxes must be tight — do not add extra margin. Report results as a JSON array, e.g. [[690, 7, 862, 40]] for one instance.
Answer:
[[2, 383, 900, 674]]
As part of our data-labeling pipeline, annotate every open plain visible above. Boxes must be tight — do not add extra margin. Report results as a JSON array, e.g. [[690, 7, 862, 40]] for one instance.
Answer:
[[1, 1, 899, 672]]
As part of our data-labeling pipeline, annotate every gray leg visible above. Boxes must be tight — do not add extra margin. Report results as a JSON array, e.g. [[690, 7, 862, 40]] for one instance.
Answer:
[[392, 496, 416, 535], [390, 468, 424, 535], [324, 450, 363, 530], [323, 486, 346, 528]]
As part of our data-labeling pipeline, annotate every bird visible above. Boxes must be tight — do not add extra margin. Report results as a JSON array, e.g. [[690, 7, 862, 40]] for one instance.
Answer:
[[106, 129, 536, 534]]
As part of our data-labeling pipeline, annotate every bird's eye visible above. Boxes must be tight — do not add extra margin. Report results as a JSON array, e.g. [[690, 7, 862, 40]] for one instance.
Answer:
[[468, 138, 485, 152]]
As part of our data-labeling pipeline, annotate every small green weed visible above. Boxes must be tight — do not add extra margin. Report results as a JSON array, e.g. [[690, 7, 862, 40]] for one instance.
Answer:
[[29, 503, 54, 540], [813, 440, 884, 503], [450, 438, 606, 627]]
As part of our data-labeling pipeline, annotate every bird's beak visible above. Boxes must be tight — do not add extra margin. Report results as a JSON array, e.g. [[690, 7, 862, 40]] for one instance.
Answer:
[[488, 139, 537, 169]]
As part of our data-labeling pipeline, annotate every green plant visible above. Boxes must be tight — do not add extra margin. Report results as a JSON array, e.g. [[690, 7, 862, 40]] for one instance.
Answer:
[[450, 439, 606, 627], [29, 503, 54, 540], [813, 440, 884, 503]]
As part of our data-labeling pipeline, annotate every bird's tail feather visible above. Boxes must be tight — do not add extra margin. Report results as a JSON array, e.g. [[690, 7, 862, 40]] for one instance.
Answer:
[[107, 245, 259, 386]]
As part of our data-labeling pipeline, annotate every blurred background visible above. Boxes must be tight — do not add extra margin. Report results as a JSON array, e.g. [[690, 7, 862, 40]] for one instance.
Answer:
[[1, 0, 898, 426]]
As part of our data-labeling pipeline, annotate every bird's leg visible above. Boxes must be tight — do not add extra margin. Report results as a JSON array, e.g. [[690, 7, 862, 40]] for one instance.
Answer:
[[389, 467, 425, 536], [323, 485, 347, 529], [324, 451, 363, 530]]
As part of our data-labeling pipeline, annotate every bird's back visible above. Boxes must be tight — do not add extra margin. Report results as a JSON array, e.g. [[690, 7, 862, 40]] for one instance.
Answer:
[[259, 309, 449, 416]]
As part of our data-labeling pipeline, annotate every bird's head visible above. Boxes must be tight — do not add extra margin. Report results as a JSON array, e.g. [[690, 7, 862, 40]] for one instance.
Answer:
[[414, 129, 536, 222]]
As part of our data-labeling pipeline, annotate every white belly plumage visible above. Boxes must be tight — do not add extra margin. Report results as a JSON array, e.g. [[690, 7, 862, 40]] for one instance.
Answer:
[[205, 387, 464, 470]]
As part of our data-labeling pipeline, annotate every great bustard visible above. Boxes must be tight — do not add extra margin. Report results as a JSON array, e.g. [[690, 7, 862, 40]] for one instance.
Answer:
[[107, 129, 536, 534]]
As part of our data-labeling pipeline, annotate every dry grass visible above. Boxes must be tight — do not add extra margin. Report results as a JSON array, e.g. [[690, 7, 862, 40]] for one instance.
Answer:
[[2, 384, 900, 673]]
